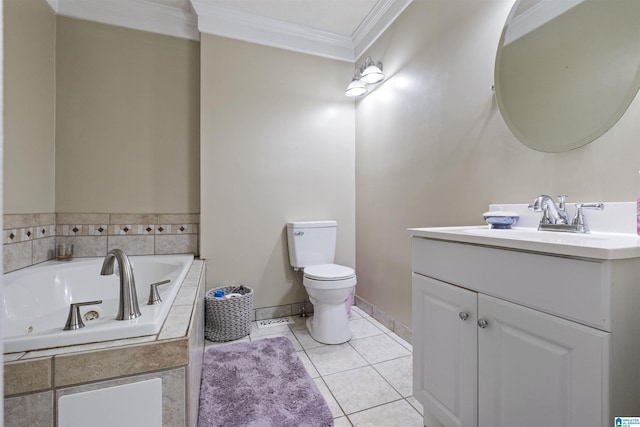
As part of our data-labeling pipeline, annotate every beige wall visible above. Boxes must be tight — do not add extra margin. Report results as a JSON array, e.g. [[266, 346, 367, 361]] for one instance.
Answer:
[[200, 34, 356, 308], [55, 17, 200, 214], [3, 0, 56, 214], [356, 0, 640, 328]]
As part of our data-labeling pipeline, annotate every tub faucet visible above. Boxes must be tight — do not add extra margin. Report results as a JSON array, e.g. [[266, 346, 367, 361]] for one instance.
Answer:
[[100, 248, 141, 320], [528, 194, 569, 225]]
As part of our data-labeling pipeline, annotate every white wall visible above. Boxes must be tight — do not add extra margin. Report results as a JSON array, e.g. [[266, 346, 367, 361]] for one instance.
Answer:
[[200, 34, 356, 308], [355, 0, 640, 328], [55, 17, 200, 214], [3, 0, 55, 214]]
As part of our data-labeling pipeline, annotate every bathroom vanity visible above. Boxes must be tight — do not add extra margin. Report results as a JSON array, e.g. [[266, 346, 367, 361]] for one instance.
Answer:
[[410, 221, 640, 427]]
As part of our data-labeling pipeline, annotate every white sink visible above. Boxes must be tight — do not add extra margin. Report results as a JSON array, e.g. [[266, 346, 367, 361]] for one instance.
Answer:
[[409, 225, 640, 260]]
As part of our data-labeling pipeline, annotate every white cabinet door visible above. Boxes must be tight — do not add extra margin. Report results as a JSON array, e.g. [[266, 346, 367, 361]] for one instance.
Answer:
[[478, 294, 609, 427], [412, 273, 478, 427]]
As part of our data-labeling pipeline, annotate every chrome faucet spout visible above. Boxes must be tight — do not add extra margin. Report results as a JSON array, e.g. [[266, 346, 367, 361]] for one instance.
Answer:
[[529, 194, 568, 225], [100, 248, 141, 320]]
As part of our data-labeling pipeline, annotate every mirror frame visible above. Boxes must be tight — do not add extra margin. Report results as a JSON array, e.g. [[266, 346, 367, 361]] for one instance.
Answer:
[[494, 0, 640, 153]]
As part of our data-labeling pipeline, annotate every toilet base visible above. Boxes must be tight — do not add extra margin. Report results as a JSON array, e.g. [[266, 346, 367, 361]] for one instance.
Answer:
[[306, 299, 352, 345]]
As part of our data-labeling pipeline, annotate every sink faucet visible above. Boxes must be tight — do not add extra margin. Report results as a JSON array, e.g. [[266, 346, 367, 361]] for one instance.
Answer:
[[528, 195, 569, 225], [529, 195, 604, 233], [100, 248, 141, 320]]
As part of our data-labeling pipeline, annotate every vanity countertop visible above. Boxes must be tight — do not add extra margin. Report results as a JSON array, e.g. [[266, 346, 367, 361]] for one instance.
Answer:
[[408, 226, 640, 260]]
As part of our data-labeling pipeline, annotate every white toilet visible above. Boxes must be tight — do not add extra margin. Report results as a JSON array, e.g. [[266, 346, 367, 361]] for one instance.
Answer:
[[286, 220, 357, 344]]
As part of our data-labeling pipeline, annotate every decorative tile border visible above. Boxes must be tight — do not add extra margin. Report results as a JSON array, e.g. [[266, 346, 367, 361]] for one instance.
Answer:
[[3, 213, 200, 273]]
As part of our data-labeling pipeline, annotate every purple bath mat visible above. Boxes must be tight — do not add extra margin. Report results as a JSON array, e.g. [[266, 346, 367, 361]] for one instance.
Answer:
[[198, 336, 334, 427]]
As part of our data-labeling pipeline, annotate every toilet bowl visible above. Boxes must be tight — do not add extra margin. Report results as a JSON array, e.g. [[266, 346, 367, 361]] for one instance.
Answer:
[[286, 221, 357, 345], [303, 264, 356, 344]]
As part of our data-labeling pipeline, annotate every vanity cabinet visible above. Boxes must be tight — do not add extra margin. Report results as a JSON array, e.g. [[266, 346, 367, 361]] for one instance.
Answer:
[[411, 234, 640, 427]]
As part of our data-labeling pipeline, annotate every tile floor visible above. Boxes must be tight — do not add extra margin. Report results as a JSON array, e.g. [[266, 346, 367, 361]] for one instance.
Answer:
[[204, 306, 424, 427]]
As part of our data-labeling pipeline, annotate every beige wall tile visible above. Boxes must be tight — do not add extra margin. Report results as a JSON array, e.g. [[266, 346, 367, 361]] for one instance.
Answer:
[[54, 339, 189, 387], [56, 236, 107, 258], [158, 213, 200, 224], [3, 241, 33, 272], [56, 213, 110, 225], [110, 213, 159, 225], [155, 234, 197, 255], [33, 236, 56, 264], [4, 391, 54, 427], [108, 235, 155, 255], [4, 358, 52, 395], [4, 213, 54, 229]]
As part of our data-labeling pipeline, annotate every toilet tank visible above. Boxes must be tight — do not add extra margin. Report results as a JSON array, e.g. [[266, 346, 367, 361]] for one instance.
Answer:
[[286, 221, 337, 268]]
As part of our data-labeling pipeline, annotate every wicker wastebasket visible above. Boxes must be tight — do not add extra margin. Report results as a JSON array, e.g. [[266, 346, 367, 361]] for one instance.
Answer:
[[204, 285, 253, 342]]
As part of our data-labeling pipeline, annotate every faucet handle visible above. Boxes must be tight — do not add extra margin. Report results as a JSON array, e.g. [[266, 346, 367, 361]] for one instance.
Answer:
[[147, 280, 171, 305], [557, 195, 567, 210], [64, 300, 103, 330], [571, 203, 605, 233]]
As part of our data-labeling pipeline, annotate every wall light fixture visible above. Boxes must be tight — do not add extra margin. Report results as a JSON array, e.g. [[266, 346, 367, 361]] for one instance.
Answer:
[[345, 56, 385, 97]]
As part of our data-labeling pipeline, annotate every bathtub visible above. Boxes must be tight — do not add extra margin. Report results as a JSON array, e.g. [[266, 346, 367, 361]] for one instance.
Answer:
[[3, 254, 194, 353]]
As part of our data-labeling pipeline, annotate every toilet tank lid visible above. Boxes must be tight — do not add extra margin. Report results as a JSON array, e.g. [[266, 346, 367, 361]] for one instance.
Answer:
[[287, 220, 337, 229]]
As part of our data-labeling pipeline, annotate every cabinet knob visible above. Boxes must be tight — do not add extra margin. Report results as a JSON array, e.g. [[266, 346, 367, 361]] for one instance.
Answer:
[[459, 312, 469, 321], [477, 319, 488, 329]]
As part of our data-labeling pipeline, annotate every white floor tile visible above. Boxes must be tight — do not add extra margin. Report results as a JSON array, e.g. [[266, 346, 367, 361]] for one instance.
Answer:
[[349, 318, 385, 340], [254, 331, 302, 351], [372, 355, 413, 397], [349, 334, 411, 364], [406, 396, 424, 416], [347, 399, 423, 427], [388, 331, 413, 352], [289, 314, 311, 330], [306, 343, 369, 376], [291, 327, 327, 350], [313, 378, 345, 418], [351, 306, 370, 318], [322, 366, 402, 414], [296, 350, 320, 378], [365, 316, 392, 333], [333, 416, 353, 427], [249, 321, 291, 339]]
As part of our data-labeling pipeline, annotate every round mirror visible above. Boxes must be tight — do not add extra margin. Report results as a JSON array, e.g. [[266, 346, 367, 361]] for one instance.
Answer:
[[495, 0, 640, 152]]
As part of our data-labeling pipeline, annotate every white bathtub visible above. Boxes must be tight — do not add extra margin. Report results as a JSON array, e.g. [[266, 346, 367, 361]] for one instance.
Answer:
[[3, 254, 194, 353]]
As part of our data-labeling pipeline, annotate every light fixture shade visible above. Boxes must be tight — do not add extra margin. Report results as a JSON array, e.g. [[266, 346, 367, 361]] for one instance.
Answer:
[[360, 62, 384, 85], [345, 78, 367, 97]]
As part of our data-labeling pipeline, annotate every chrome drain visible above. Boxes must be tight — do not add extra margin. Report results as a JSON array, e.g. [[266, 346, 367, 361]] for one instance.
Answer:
[[256, 317, 295, 329]]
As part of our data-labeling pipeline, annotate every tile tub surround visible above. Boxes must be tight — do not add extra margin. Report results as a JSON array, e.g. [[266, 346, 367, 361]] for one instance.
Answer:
[[3, 259, 206, 427], [3, 212, 200, 272]]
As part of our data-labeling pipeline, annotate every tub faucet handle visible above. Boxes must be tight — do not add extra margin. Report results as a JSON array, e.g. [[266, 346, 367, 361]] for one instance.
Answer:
[[147, 280, 171, 305], [64, 300, 102, 331]]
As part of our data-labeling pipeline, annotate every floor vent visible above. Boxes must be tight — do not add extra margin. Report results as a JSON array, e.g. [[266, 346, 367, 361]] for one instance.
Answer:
[[256, 317, 296, 328]]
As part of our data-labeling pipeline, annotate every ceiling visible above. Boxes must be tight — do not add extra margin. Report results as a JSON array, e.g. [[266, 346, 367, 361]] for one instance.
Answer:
[[45, 0, 413, 61]]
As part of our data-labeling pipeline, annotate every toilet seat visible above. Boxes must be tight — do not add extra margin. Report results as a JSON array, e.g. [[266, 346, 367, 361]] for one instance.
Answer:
[[304, 264, 355, 280]]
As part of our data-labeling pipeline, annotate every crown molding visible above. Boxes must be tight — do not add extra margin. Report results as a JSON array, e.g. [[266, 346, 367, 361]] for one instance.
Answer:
[[53, 0, 200, 41], [191, 0, 355, 61], [353, 0, 412, 60], [42, 0, 58, 13], [43, 0, 411, 62]]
